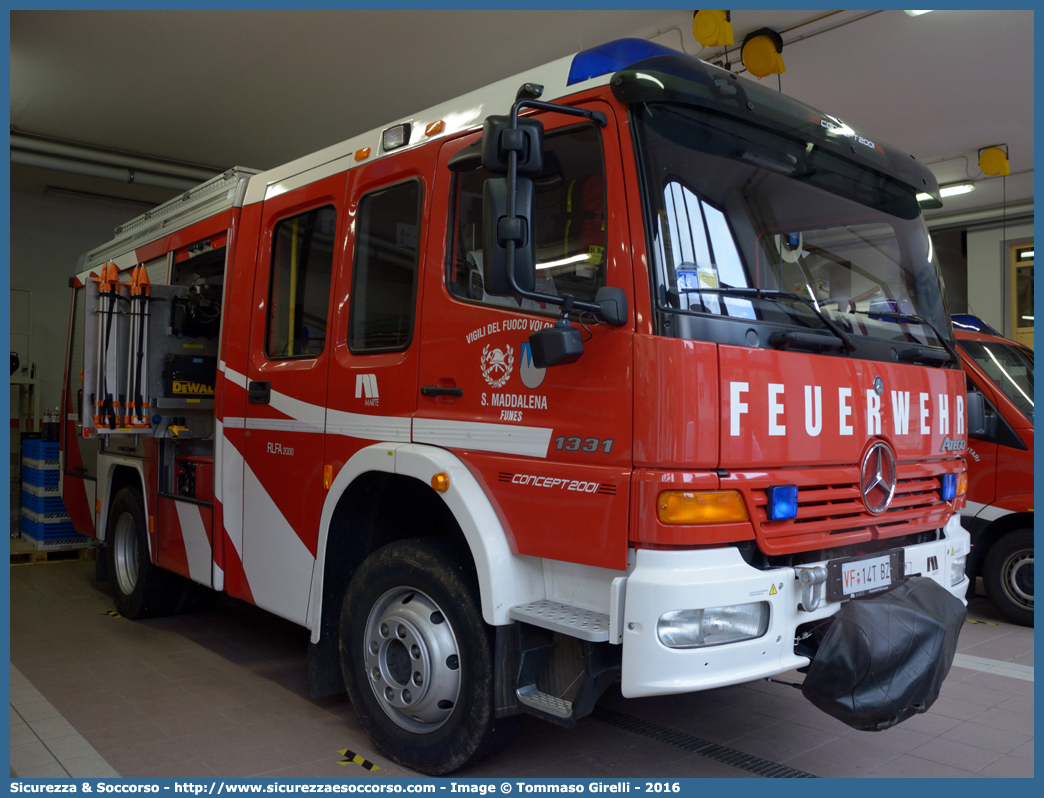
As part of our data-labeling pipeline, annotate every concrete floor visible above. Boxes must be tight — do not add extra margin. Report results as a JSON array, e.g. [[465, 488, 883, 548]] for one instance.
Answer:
[[9, 558, 1034, 779]]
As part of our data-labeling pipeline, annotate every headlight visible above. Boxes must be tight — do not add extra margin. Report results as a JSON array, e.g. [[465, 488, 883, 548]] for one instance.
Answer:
[[657, 603, 770, 649], [950, 555, 967, 586]]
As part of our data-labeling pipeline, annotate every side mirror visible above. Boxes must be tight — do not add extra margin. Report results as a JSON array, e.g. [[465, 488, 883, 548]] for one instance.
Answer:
[[966, 391, 987, 437], [529, 318, 584, 369], [595, 286, 628, 327], [481, 116, 544, 175], [482, 176, 536, 296]]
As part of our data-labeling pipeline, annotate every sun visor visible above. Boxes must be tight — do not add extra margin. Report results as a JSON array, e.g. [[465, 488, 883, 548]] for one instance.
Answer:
[[800, 577, 965, 732], [611, 55, 941, 205]]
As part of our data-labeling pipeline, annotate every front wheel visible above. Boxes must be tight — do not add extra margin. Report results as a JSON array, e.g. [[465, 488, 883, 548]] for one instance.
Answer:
[[340, 538, 518, 775], [983, 529, 1033, 626]]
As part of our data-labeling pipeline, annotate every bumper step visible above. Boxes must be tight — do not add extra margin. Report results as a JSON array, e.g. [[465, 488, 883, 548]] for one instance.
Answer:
[[509, 600, 610, 642]]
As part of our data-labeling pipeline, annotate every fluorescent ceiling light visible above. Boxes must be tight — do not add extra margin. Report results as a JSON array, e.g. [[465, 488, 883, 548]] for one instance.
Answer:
[[1018, 249, 1034, 260], [904, 10, 932, 16], [1022, 316, 1034, 321], [939, 183, 975, 198]]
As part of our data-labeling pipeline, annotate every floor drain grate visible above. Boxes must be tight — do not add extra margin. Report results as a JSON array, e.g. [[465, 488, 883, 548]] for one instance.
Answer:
[[592, 707, 818, 778]]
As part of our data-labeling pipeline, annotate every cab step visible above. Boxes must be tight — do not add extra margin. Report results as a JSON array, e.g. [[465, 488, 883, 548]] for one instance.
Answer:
[[516, 684, 573, 719], [496, 611, 621, 728]]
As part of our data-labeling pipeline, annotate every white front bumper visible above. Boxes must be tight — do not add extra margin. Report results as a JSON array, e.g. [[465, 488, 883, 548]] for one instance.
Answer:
[[620, 514, 970, 698]]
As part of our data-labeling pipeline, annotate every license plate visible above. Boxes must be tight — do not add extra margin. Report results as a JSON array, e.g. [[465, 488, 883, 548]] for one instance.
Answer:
[[826, 550, 903, 602]]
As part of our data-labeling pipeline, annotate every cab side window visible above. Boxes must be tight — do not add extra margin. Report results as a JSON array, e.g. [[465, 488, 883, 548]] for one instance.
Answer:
[[266, 206, 336, 359], [448, 123, 607, 308], [349, 180, 423, 352]]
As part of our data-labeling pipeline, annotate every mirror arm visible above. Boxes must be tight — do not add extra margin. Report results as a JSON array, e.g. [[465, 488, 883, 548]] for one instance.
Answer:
[[503, 98, 606, 316], [510, 99, 608, 128]]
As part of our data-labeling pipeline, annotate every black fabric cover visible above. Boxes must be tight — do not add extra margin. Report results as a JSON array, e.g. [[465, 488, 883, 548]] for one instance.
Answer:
[[801, 577, 966, 731]]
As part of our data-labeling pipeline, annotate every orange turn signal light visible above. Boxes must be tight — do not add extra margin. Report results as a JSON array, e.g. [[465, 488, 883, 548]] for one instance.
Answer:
[[956, 471, 968, 497], [95, 498, 102, 514], [431, 472, 450, 493], [323, 464, 333, 491], [425, 120, 445, 137], [354, 147, 371, 162], [658, 490, 749, 525]]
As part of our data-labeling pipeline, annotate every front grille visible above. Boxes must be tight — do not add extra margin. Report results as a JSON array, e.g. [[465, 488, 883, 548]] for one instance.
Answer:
[[738, 462, 955, 555]]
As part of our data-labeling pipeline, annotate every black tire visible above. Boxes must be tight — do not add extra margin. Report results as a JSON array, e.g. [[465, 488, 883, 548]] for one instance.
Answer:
[[983, 529, 1033, 627], [339, 538, 519, 775], [105, 487, 182, 619]]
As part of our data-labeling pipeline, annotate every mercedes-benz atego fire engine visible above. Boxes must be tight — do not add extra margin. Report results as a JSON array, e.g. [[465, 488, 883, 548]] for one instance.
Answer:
[[61, 39, 973, 774]]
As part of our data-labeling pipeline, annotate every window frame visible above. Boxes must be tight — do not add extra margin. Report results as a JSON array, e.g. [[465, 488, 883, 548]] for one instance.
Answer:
[[264, 203, 338, 362], [347, 177, 425, 355]]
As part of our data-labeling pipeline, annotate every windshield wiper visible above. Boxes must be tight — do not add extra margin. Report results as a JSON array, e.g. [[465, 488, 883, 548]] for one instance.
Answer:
[[691, 286, 857, 352], [851, 310, 960, 366]]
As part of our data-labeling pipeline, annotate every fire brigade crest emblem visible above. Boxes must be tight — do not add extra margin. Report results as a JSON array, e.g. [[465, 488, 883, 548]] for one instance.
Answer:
[[480, 343, 514, 388]]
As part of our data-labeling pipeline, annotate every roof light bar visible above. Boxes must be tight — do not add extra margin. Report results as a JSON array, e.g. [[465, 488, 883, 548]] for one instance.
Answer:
[[567, 38, 681, 86]]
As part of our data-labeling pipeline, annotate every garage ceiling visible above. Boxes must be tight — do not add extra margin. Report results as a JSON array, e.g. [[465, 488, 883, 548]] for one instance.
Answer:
[[10, 9, 1034, 220]]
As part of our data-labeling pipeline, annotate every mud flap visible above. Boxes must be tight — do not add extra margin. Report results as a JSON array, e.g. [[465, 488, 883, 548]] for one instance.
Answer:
[[801, 577, 966, 731]]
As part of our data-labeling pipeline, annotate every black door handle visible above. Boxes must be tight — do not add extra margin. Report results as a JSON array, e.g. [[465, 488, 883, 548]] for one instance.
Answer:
[[248, 381, 271, 404], [421, 385, 463, 398]]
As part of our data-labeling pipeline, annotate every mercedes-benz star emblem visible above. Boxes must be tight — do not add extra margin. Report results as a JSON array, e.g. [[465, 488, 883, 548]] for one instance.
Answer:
[[873, 376, 884, 396], [861, 442, 897, 514]]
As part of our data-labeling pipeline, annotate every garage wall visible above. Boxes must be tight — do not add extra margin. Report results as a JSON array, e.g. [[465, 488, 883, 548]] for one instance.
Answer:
[[966, 220, 1033, 336], [10, 191, 142, 418]]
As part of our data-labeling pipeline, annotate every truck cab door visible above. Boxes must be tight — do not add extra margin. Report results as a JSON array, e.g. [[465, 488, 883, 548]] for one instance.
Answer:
[[323, 147, 435, 482], [241, 172, 347, 624], [415, 101, 634, 570]]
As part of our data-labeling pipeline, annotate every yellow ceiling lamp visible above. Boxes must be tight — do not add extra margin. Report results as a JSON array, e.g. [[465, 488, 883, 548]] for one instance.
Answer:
[[742, 27, 786, 79], [979, 146, 1010, 176], [693, 10, 734, 47]]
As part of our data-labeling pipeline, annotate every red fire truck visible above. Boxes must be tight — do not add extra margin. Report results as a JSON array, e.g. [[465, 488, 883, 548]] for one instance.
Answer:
[[952, 320, 1034, 626], [62, 39, 974, 773]]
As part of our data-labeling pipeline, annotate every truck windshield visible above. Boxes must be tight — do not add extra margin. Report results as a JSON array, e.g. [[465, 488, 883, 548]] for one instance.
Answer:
[[959, 340, 1034, 424], [634, 103, 953, 351]]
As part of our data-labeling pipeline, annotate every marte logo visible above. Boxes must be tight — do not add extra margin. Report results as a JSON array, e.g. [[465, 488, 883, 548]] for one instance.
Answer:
[[519, 342, 545, 389], [480, 343, 514, 389], [926, 555, 939, 572], [939, 436, 966, 452], [355, 374, 380, 406]]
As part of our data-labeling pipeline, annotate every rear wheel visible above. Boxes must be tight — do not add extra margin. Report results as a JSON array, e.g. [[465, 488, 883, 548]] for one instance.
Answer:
[[983, 529, 1033, 626], [105, 487, 181, 619], [339, 538, 518, 775]]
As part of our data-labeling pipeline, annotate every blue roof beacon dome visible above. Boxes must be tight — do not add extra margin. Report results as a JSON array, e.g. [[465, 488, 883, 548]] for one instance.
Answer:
[[567, 38, 686, 86], [951, 314, 1001, 336]]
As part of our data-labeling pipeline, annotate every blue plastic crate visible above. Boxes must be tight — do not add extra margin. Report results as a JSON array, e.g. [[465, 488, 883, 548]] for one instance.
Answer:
[[22, 467, 60, 488], [22, 440, 59, 459], [20, 516, 80, 541], [21, 490, 67, 515]]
